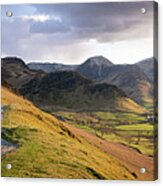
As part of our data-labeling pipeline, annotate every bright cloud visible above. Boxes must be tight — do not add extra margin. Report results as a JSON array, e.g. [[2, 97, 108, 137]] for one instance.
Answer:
[[22, 14, 51, 22]]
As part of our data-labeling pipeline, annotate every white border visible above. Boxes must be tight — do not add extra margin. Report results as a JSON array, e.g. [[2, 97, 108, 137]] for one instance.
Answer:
[[1, 0, 162, 186], [0, 0, 156, 4]]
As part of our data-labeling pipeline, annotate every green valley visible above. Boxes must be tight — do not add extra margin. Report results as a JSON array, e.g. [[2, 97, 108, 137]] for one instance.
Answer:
[[52, 111, 157, 156]]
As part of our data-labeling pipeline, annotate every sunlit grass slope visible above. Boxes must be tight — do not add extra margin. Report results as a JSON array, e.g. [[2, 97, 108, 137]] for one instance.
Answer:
[[53, 110, 155, 156], [1, 87, 135, 179], [117, 98, 146, 114]]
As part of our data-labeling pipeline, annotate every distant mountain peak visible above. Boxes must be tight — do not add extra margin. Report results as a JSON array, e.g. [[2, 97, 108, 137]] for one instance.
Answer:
[[76, 56, 114, 80], [83, 56, 113, 66]]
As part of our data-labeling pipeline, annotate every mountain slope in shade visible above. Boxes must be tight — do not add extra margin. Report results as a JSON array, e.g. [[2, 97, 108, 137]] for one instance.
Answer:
[[27, 55, 154, 105], [28, 62, 77, 73], [1, 57, 45, 89], [28, 56, 113, 76], [19, 71, 145, 113], [75, 57, 153, 105], [54, 56, 153, 106], [136, 57, 158, 82], [2, 57, 145, 113], [2, 87, 136, 179], [100, 64, 152, 105], [76, 56, 113, 80]]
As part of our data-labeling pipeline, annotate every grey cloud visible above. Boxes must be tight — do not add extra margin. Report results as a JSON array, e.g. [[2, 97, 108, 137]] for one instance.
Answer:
[[29, 2, 153, 41], [33, 2, 153, 17], [30, 19, 70, 34], [1, 2, 155, 63]]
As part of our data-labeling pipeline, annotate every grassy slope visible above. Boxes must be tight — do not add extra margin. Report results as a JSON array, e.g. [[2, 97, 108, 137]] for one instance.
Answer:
[[1, 87, 134, 179], [53, 111, 155, 156], [116, 98, 146, 114]]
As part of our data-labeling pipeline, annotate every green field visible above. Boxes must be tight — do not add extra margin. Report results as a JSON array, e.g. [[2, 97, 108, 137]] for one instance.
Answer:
[[53, 111, 157, 156]]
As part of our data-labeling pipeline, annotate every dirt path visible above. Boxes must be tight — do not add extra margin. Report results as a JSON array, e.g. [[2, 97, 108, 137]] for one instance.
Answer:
[[64, 123, 156, 180]]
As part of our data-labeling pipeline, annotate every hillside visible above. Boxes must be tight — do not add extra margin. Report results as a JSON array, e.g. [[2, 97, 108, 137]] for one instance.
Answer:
[[136, 57, 158, 82], [76, 56, 113, 80], [27, 56, 154, 106], [100, 64, 153, 105], [1, 87, 135, 179], [1, 57, 45, 89], [27, 56, 112, 76], [19, 71, 145, 113], [76, 58, 153, 105], [2, 57, 145, 113], [28, 62, 77, 73]]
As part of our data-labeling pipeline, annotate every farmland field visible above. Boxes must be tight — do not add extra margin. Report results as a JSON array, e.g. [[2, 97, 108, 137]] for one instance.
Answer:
[[52, 111, 157, 156]]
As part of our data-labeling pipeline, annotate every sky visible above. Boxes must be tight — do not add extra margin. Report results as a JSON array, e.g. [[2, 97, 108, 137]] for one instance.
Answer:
[[1, 2, 154, 64]]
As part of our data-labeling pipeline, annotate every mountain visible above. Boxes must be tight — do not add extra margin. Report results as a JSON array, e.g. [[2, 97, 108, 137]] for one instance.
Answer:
[[2, 86, 135, 179], [136, 57, 158, 82], [28, 56, 113, 77], [100, 64, 153, 105], [76, 56, 113, 80], [27, 56, 155, 105], [76, 57, 154, 105], [28, 62, 77, 73], [20, 71, 145, 113], [1, 57, 45, 89], [1, 57, 145, 113]]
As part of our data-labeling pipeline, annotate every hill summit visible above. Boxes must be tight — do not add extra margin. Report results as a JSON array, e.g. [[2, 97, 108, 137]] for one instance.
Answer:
[[76, 56, 113, 80]]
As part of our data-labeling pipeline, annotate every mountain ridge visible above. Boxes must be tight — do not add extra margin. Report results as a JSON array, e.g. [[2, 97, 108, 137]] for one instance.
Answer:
[[28, 62, 77, 73], [2, 57, 145, 113], [27, 56, 155, 105]]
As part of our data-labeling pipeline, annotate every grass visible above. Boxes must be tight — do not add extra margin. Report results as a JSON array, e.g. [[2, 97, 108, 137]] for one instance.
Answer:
[[116, 124, 154, 131], [117, 98, 146, 114], [94, 112, 145, 123], [1, 87, 134, 179], [52, 110, 156, 156]]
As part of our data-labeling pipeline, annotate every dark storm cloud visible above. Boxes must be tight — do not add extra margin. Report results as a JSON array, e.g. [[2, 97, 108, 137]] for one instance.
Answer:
[[28, 1, 153, 41], [32, 2, 153, 17]]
